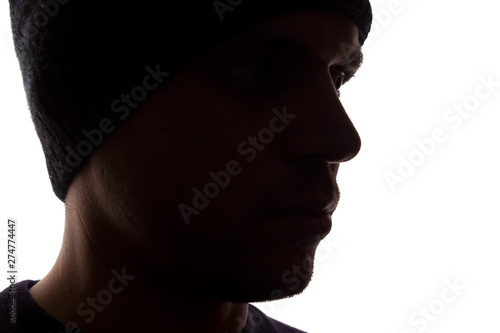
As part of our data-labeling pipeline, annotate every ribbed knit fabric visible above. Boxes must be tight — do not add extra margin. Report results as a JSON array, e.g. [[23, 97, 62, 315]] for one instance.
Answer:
[[9, 0, 372, 201]]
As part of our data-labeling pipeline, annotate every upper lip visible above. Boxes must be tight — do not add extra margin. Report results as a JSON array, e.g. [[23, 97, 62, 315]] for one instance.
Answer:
[[297, 190, 339, 217]]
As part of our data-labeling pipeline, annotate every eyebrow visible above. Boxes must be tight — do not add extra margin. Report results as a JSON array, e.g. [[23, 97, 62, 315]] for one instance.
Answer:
[[339, 47, 364, 73]]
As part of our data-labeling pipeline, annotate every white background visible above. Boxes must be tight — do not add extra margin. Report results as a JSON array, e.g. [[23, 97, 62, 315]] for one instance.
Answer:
[[1, 0, 499, 332]]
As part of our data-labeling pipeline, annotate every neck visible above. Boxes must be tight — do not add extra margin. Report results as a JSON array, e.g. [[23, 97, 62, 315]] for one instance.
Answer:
[[29, 186, 248, 333]]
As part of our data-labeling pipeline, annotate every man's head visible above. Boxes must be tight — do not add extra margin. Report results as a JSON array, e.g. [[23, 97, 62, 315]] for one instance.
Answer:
[[10, 1, 371, 303], [9, 0, 371, 201]]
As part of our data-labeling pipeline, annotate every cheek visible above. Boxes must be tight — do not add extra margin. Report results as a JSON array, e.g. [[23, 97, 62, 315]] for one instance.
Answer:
[[98, 118, 225, 229], [92, 70, 279, 231]]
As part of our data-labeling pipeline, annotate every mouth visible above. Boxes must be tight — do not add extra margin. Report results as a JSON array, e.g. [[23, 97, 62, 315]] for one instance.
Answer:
[[251, 209, 333, 248], [244, 184, 339, 248]]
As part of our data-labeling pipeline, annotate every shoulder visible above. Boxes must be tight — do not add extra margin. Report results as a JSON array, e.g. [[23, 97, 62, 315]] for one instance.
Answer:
[[0, 280, 19, 330], [0, 279, 68, 333], [243, 304, 307, 333]]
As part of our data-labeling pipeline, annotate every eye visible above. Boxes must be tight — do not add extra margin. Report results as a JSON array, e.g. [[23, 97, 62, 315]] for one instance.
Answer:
[[331, 70, 346, 97]]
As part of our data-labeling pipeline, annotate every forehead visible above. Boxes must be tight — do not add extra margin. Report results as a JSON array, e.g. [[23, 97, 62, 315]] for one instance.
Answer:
[[217, 9, 360, 64]]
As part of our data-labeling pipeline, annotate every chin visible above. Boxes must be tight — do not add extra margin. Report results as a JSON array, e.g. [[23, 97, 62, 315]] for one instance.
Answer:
[[221, 255, 316, 303], [232, 275, 314, 303], [249, 278, 313, 303], [164, 256, 315, 303], [161, 235, 319, 302]]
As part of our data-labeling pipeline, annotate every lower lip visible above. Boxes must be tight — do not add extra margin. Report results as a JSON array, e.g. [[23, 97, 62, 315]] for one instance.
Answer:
[[251, 212, 332, 247]]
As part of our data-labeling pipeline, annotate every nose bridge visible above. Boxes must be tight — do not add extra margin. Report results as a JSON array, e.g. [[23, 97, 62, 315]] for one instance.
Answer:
[[283, 71, 362, 163]]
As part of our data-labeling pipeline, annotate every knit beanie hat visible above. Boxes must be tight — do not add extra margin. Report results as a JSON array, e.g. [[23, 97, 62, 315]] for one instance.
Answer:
[[9, 0, 372, 201]]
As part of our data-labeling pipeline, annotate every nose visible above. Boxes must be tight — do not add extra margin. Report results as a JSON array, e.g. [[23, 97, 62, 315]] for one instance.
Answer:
[[283, 66, 362, 163]]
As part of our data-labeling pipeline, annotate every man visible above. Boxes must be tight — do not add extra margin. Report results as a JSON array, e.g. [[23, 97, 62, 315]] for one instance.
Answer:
[[1, 0, 372, 332]]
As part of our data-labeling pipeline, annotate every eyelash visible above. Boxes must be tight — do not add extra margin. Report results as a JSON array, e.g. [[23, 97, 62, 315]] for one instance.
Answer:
[[330, 68, 354, 97], [331, 71, 345, 97]]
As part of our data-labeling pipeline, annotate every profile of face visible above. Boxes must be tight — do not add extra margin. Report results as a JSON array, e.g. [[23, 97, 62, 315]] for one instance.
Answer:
[[74, 9, 362, 303]]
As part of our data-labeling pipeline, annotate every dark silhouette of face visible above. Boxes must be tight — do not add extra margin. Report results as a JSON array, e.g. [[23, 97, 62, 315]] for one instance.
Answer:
[[81, 9, 362, 303]]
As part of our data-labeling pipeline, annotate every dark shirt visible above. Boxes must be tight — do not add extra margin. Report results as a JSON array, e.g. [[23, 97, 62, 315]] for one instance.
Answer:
[[0, 280, 306, 332]]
